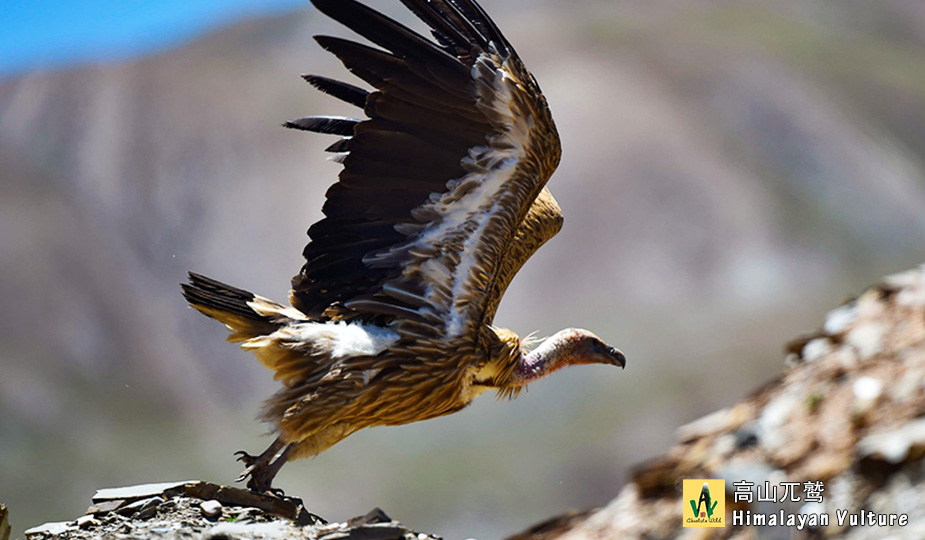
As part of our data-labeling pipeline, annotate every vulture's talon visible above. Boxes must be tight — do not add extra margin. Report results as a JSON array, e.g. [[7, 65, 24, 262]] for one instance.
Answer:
[[266, 487, 286, 497], [235, 469, 253, 484], [234, 450, 257, 466]]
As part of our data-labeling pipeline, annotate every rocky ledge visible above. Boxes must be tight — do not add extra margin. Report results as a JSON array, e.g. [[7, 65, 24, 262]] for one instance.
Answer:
[[19, 481, 439, 540]]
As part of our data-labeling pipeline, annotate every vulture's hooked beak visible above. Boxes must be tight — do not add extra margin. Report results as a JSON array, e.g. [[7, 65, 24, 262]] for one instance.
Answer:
[[607, 347, 627, 369]]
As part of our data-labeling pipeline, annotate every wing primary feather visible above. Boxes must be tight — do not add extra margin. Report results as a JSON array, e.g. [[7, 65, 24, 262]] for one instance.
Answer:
[[410, 0, 490, 52], [448, 0, 511, 57], [284, 116, 359, 135], [396, 0, 485, 52], [301, 74, 369, 108], [310, 0, 461, 68], [314, 36, 470, 101], [324, 138, 352, 153]]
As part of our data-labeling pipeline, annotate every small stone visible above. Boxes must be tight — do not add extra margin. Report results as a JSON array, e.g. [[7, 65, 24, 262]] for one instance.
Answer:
[[834, 347, 859, 370], [118, 496, 164, 519], [853, 376, 883, 416], [798, 502, 826, 530], [857, 419, 925, 464], [824, 303, 858, 335], [756, 391, 800, 451], [87, 499, 126, 515], [846, 323, 885, 360], [801, 338, 832, 362], [201, 500, 223, 519], [136, 506, 158, 520], [853, 376, 883, 401], [75, 515, 99, 529]]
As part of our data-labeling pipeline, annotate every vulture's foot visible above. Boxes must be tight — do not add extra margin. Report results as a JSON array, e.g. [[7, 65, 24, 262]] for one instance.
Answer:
[[233, 437, 292, 494]]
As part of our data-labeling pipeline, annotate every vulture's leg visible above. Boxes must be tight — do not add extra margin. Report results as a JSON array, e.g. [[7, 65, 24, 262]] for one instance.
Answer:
[[234, 437, 293, 493]]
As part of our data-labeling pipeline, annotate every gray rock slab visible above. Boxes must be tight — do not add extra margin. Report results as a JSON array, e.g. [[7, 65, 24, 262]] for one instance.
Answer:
[[24, 521, 74, 537], [93, 481, 196, 502], [86, 499, 126, 515]]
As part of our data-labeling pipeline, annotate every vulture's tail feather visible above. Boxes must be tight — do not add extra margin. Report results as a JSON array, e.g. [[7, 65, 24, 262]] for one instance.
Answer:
[[181, 273, 283, 342]]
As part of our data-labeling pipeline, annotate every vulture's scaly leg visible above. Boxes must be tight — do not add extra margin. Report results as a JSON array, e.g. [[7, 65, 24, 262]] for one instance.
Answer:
[[234, 437, 293, 493]]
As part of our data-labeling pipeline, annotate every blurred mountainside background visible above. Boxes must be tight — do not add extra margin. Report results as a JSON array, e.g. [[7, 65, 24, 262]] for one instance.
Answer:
[[1, 0, 924, 538]]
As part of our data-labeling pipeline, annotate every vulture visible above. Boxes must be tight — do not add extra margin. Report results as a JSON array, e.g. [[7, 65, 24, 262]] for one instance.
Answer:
[[182, 0, 626, 492]]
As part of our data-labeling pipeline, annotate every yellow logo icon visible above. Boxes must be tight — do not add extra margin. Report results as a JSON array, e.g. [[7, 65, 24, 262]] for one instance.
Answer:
[[683, 479, 725, 527]]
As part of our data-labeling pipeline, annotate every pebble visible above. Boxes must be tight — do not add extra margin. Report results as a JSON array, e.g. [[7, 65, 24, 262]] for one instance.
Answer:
[[75, 515, 98, 529], [200, 500, 223, 519], [119, 497, 164, 520], [824, 303, 858, 335], [801, 338, 832, 362], [756, 391, 800, 451], [87, 500, 125, 515], [851, 377, 883, 414], [846, 323, 885, 360], [857, 419, 925, 464]]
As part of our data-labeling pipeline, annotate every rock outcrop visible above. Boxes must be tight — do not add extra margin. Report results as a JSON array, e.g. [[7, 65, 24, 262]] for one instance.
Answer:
[[21, 481, 437, 540], [508, 265, 925, 539]]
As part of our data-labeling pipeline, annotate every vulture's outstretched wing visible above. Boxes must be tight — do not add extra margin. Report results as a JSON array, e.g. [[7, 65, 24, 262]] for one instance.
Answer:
[[291, 0, 562, 342]]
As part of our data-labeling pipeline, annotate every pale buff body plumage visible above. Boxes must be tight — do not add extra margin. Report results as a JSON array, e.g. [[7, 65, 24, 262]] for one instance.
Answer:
[[182, 0, 625, 491]]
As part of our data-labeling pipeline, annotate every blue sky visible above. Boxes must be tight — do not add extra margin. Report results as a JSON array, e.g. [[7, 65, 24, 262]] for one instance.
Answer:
[[0, 0, 306, 76]]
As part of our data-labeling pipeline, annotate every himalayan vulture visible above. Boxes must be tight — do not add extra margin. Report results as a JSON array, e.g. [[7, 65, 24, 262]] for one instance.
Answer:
[[182, 0, 625, 492]]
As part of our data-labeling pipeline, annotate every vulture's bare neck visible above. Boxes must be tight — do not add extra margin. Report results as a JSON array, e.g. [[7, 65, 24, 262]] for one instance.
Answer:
[[509, 328, 626, 386]]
